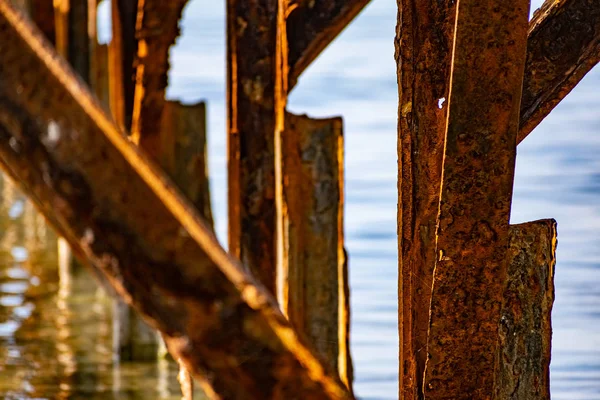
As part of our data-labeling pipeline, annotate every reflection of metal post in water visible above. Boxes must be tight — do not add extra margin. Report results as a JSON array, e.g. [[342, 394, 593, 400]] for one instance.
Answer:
[[178, 360, 193, 400], [112, 299, 161, 361], [1, 176, 18, 251], [157, 356, 172, 399], [55, 255, 77, 398], [57, 238, 72, 290]]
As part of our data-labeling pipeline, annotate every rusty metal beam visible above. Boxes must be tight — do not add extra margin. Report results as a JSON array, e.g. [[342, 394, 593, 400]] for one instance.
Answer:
[[93, 43, 109, 108], [281, 113, 352, 391], [395, 0, 456, 397], [0, 3, 351, 398], [519, 0, 600, 143], [287, 0, 371, 90], [396, 0, 596, 397], [53, 0, 90, 83], [227, 0, 282, 294], [108, 0, 137, 131], [131, 0, 188, 158], [108, 0, 161, 362], [29, 0, 55, 44], [496, 220, 556, 400], [422, 0, 530, 397], [160, 100, 214, 229], [160, 100, 213, 400]]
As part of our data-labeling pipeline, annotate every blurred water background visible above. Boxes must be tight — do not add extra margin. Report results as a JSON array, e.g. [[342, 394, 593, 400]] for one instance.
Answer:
[[1, 0, 599, 398]]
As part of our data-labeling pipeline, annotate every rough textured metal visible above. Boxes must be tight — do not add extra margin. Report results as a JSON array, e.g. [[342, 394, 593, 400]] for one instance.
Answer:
[[227, 0, 280, 294], [395, 0, 596, 396], [131, 0, 188, 158], [160, 100, 213, 400], [287, 0, 371, 90], [0, 3, 352, 398], [395, 0, 456, 397], [423, 0, 530, 397], [519, 0, 600, 143], [281, 113, 352, 392], [108, 0, 160, 362], [496, 220, 556, 400], [93, 43, 109, 109], [160, 100, 214, 231], [30, 0, 55, 43], [108, 0, 137, 131], [54, 0, 89, 83]]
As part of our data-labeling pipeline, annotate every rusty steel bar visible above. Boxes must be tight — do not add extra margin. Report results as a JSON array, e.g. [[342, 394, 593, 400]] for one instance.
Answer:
[[422, 0, 531, 397], [93, 43, 109, 108], [281, 113, 352, 391], [108, 0, 160, 362], [496, 220, 556, 400], [160, 100, 214, 230], [396, 0, 597, 396], [227, 0, 281, 294], [394, 0, 456, 397], [0, 3, 351, 398], [108, 0, 136, 131], [29, 0, 54, 43], [287, 0, 371, 90], [131, 0, 188, 158], [53, 0, 90, 83], [519, 0, 600, 143], [160, 100, 213, 400]]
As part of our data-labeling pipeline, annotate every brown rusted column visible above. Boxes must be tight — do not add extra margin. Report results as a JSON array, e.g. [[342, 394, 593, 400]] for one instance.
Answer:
[[108, 0, 136, 131], [131, 0, 188, 158], [281, 113, 352, 391], [519, 0, 600, 143], [160, 100, 213, 228], [0, 4, 351, 398], [53, 0, 89, 83], [423, 0, 530, 397], [227, 0, 281, 294], [88, 0, 99, 98], [287, 0, 371, 90], [396, 0, 596, 396], [29, 0, 55, 44], [395, 0, 456, 397], [52, 0, 91, 280], [496, 220, 556, 400], [158, 100, 213, 397], [94, 43, 110, 108], [108, 0, 160, 362]]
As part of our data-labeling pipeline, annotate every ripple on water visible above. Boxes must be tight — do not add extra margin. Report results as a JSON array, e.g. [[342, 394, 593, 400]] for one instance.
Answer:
[[4, 267, 29, 280], [0, 281, 29, 294], [10, 247, 28, 263], [0, 295, 23, 307], [0, 321, 19, 338]]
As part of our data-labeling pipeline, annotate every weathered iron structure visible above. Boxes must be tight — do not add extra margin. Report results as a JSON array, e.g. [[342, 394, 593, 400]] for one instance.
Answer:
[[0, 0, 597, 398]]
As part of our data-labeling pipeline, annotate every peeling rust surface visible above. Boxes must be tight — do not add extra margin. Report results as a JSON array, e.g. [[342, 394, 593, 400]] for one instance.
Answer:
[[0, 4, 352, 398], [395, 0, 594, 396], [496, 220, 556, 400], [519, 0, 600, 143], [395, 0, 456, 397], [131, 0, 188, 158], [287, 0, 370, 90], [423, 0, 530, 397], [227, 0, 280, 294], [282, 113, 352, 392]]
